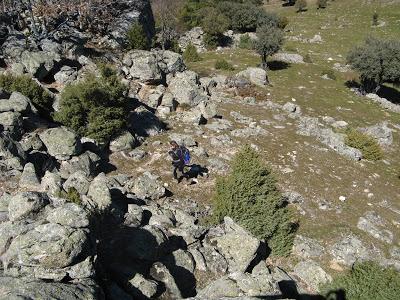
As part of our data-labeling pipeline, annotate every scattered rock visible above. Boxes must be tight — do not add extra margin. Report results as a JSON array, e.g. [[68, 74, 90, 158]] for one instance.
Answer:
[[39, 127, 82, 161], [357, 211, 393, 244], [236, 67, 268, 86]]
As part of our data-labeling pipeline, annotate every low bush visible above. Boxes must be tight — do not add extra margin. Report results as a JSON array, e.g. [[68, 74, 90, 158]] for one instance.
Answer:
[[304, 53, 313, 63], [54, 65, 128, 143], [317, 0, 328, 9], [215, 59, 235, 71], [238, 34, 254, 50], [320, 261, 400, 300], [0, 74, 53, 116], [212, 145, 297, 256], [183, 43, 201, 62], [59, 187, 82, 205], [126, 23, 150, 50], [372, 12, 379, 26], [345, 128, 383, 161]]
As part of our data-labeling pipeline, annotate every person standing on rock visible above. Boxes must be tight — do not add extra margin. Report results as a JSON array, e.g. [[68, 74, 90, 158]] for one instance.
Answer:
[[168, 140, 190, 183]]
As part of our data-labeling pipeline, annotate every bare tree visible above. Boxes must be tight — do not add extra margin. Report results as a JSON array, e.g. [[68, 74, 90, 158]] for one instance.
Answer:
[[151, 0, 183, 50]]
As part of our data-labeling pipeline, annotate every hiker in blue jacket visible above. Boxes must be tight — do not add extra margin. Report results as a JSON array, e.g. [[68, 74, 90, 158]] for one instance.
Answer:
[[168, 140, 190, 183]]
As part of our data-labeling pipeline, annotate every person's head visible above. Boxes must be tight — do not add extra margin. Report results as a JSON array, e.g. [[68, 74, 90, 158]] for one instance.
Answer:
[[170, 140, 179, 149]]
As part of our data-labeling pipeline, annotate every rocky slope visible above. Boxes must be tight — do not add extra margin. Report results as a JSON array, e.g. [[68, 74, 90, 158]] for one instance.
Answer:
[[0, 1, 399, 299]]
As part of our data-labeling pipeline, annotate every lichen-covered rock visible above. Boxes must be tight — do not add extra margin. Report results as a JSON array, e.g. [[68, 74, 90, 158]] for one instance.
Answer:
[[0, 91, 31, 113], [124, 50, 162, 83], [0, 111, 23, 138], [357, 211, 393, 244], [167, 70, 207, 106], [54, 65, 78, 85], [0, 277, 103, 299], [329, 234, 371, 266], [209, 217, 262, 273], [41, 171, 63, 196], [109, 131, 136, 152], [293, 235, 325, 259], [126, 171, 165, 200], [293, 260, 332, 292], [128, 273, 159, 299], [87, 173, 112, 211], [19, 162, 40, 190], [20, 50, 55, 80], [59, 151, 101, 179], [8, 192, 49, 221], [46, 203, 90, 228], [39, 127, 82, 160], [63, 170, 91, 195], [236, 67, 268, 86]]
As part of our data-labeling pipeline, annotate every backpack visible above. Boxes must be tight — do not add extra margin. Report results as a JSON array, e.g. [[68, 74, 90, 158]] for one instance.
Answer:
[[182, 147, 191, 165]]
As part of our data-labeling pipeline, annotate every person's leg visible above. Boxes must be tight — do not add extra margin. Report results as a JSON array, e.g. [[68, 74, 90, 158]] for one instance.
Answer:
[[173, 165, 179, 181]]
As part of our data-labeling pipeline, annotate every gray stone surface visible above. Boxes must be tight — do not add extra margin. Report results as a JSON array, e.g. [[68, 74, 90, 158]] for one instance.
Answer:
[[0, 277, 102, 300], [8, 192, 49, 221], [329, 234, 371, 266], [109, 131, 136, 152], [87, 173, 112, 211], [357, 211, 393, 244], [167, 70, 207, 106], [209, 217, 262, 273], [0, 92, 30, 113], [39, 127, 82, 160], [63, 170, 91, 195], [293, 260, 332, 292], [19, 162, 40, 190], [126, 171, 165, 200], [236, 67, 268, 86]]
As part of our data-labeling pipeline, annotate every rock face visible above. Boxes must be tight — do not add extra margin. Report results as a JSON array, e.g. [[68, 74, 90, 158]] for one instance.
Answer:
[[1, 192, 95, 284], [167, 70, 207, 106], [123, 50, 162, 83], [39, 127, 82, 160]]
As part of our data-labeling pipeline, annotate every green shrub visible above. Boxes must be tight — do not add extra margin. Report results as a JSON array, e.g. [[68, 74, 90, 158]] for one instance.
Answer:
[[0, 74, 53, 116], [59, 187, 82, 205], [304, 53, 313, 63], [126, 23, 150, 50], [238, 34, 254, 50], [345, 128, 383, 161], [321, 261, 400, 300], [215, 59, 235, 71], [317, 0, 328, 9], [183, 43, 201, 62], [54, 65, 128, 143], [212, 145, 297, 256], [321, 69, 336, 80]]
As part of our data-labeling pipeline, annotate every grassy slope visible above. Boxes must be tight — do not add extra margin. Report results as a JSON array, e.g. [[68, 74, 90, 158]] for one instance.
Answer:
[[185, 0, 400, 263]]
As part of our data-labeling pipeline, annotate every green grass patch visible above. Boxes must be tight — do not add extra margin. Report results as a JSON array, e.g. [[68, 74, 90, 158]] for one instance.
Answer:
[[320, 261, 400, 300], [215, 59, 235, 71]]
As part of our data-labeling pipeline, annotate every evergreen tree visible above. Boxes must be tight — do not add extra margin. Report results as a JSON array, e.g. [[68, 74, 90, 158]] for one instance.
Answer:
[[213, 146, 297, 256]]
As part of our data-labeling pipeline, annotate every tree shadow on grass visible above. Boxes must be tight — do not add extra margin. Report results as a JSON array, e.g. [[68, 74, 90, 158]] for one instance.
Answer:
[[377, 84, 400, 105], [268, 60, 291, 71]]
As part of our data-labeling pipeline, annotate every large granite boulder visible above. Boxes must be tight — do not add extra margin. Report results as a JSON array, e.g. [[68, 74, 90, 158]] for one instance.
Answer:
[[293, 260, 332, 292], [207, 217, 263, 273], [167, 70, 207, 106], [39, 127, 82, 161], [236, 67, 268, 86], [0, 92, 31, 114], [126, 171, 165, 200], [109, 131, 136, 152], [123, 50, 162, 83]]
